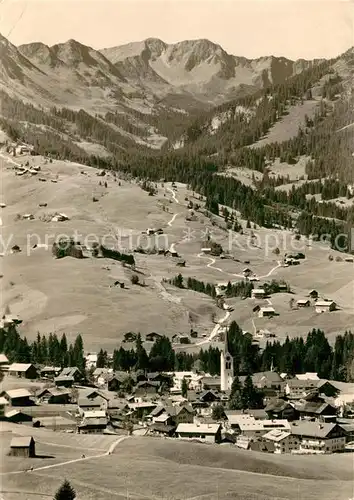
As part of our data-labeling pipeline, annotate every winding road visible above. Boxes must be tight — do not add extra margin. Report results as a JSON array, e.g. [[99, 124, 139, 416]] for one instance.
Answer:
[[164, 184, 283, 348]]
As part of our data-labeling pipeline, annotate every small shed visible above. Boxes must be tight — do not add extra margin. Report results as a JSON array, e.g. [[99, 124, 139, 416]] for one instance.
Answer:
[[258, 306, 276, 318], [297, 299, 310, 308], [9, 436, 35, 458], [251, 288, 266, 299], [315, 300, 336, 313]]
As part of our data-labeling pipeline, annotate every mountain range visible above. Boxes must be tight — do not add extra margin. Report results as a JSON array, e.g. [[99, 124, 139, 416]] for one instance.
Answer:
[[0, 33, 352, 150]]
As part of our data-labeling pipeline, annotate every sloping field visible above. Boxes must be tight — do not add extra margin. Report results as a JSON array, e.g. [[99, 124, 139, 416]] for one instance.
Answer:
[[1, 434, 353, 500], [248, 100, 319, 148]]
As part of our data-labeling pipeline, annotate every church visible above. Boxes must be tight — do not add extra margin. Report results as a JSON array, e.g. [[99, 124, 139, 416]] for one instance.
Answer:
[[220, 330, 234, 391]]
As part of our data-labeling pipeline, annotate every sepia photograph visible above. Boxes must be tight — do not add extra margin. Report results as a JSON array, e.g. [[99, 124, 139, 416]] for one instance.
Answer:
[[0, 0, 353, 498]]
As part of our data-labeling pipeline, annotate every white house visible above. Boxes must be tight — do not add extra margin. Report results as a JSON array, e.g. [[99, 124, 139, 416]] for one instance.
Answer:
[[263, 429, 299, 454], [290, 421, 346, 454], [315, 300, 336, 313], [258, 306, 276, 318], [251, 288, 266, 299], [175, 423, 221, 443]]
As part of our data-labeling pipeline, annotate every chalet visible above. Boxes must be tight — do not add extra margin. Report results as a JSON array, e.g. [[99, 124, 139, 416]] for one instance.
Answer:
[[297, 299, 310, 308], [145, 332, 163, 342], [258, 306, 276, 318], [36, 387, 71, 405], [263, 429, 299, 454], [150, 404, 194, 426], [176, 423, 222, 443], [59, 366, 83, 382], [9, 436, 35, 457], [309, 290, 318, 299], [149, 423, 176, 437], [235, 416, 290, 438], [5, 409, 33, 423], [292, 399, 337, 421], [278, 283, 288, 292], [128, 401, 157, 420], [40, 366, 61, 378], [77, 389, 108, 414], [250, 371, 283, 391], [285, 379, 338, 399], [251, 288, 266, 299], [315, 300, 336, 313], [243, 268, 252, 276], [54, 375, 74, 388], [290, 421, 346, 453], [172, 333, 190, 344], [7, 363, 38, 379], [285, 379, 319, 399], [107, 371, 129, 391], [265, 399, 298, 421], [78, 410, 108, 434], [1, 389, 34, 406], [134, 380, 160, 396]]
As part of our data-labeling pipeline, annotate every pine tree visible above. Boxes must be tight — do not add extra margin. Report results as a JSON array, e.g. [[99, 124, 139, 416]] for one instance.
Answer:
[[181, 377, 188, 398], [53, 479, 76, 500], [73, 335, 85, 371], [229, 376, 243, 410], [135, 333, 149, 371]]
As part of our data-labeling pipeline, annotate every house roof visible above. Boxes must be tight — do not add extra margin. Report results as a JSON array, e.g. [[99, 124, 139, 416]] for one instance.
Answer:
[[252, 288, 265, 294], [297, 299, 310, 304], [0, 397, 9, 406], [78, 397, 101, 408], [259, 307, 275, 313], [176, 423, 221, 435], [80, 417, 107, 427], [150, 423, 176, 433], [315, 300, 335, 307], [290, 421, 338, 438], [5, 409, 31, 418], [287, 379, 319, 389], [56, 374, 76, 384], [40, 366, 60, 373], [60, 367, 81, 377], [83, 410, 106, 419], [263, 429, 291, 442], [252, 371, 283, 385], [265, 399, 291, 413], [201, 377, 221, 386], [4, 388, 32, 399], [8, 363, 34, 372], [10, 436, 34, 448], [293, 401, 336, 415], [238, 419, 290, 432], [295, 373, 319, 381]]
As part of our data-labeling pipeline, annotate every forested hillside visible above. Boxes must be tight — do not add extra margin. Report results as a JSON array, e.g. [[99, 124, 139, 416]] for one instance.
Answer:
[[1, 41, 353, 250]]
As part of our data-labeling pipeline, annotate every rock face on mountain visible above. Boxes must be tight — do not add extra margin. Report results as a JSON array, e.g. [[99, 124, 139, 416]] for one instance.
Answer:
[[0, 33, 326, 111], [101, 38, 317, 103]]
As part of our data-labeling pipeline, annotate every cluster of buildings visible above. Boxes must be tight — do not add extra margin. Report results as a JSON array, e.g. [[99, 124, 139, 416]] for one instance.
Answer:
[[1, 347, 353, 455]]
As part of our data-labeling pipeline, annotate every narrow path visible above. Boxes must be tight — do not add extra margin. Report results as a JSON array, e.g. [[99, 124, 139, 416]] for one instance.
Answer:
[[167, 187, 180, 204], [167, 212, 179, 227], [1, 436, 129, 476]]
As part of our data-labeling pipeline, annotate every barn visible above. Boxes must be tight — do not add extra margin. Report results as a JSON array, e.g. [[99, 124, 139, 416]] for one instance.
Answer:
[[9, 436, 36, 457]]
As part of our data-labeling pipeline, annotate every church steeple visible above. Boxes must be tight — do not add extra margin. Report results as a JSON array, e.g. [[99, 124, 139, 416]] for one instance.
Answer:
[[220, 328, 234, 392]]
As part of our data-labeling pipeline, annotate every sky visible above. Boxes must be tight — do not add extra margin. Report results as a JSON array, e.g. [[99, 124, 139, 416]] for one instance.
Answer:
[[0, 0, 353, 59]]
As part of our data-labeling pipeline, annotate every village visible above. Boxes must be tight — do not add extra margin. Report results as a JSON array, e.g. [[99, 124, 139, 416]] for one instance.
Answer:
[[0, 339, 354, 460]]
